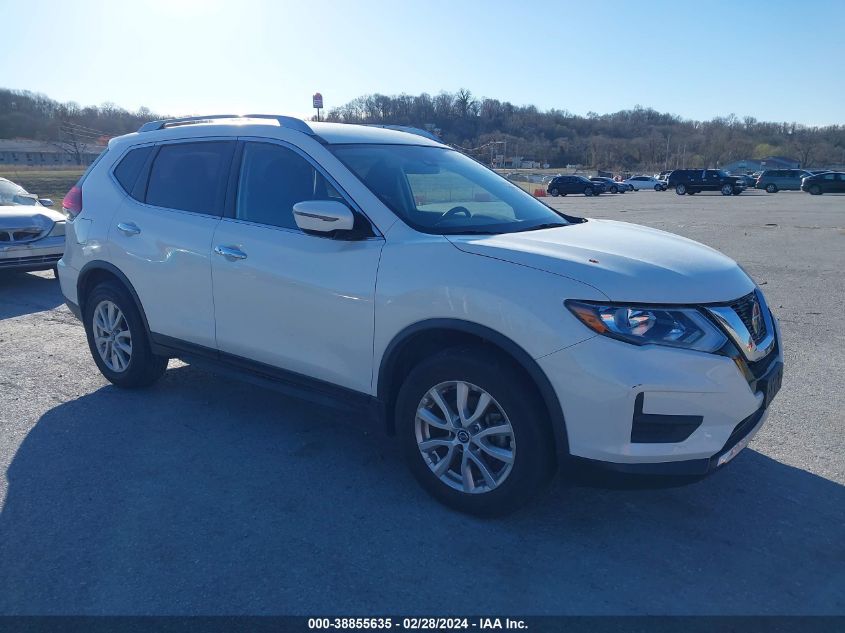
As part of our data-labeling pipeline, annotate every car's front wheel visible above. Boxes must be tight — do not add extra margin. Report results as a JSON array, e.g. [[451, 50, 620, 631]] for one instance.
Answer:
[[549, 188, 559, 197], [83, 280, 168, 388], [809, 184, 822, 195], [766, 183, 778, 193], [721, 184, 734, 196], [654, 184, 662, 191], [610, 185, 618, 194], [584, 187, 593, 196], [396, 348, 555, 516]]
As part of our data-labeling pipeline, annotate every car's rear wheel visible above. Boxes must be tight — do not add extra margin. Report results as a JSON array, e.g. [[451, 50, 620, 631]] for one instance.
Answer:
[[766, 183, 778, 193], [721, 184, 733, 196], [549, 188, 559, 197], [675, 184, 686, 195], [809, 185, 822, 195], [83, 281, 168, 388], [396, 348, 555, 516]]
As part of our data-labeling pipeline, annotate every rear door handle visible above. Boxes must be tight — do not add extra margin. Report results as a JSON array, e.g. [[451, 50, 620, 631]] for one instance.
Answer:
[[214, 245, 248, 261], [116, 222, 141, 236]]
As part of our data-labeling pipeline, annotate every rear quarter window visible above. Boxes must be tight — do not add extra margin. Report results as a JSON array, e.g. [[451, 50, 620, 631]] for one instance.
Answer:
[[113, 146, 153, 196]]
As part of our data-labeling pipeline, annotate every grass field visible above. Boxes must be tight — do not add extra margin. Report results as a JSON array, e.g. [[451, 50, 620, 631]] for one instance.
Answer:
[[0, 168, 84, 205]]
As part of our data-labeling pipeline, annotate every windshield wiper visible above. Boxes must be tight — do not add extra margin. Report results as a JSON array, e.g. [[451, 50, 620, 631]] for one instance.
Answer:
[[519, 222, 568, 232]]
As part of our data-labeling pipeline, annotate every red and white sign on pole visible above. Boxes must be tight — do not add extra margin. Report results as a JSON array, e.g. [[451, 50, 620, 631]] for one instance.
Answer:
[[313, 92, 323, 121]]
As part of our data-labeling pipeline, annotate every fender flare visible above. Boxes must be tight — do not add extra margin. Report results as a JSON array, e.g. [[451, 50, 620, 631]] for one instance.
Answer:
[[377, 318, 570, 456], [77, 260, 153, 340]]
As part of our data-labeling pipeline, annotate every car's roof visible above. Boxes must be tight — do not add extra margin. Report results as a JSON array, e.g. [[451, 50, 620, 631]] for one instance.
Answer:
[[112, 116, 447, 150]]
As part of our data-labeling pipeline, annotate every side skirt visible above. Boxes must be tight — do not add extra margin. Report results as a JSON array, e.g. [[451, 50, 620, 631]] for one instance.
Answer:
[[150, 333, 385, 425]]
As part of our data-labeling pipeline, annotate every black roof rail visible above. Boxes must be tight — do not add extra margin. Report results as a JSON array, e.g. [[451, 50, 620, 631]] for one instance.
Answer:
[[138, 114, 314, 135]]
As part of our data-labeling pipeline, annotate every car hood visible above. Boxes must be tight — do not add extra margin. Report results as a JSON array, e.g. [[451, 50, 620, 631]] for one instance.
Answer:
[[446, 219, 754, 304], [0, 205, 65, 230]]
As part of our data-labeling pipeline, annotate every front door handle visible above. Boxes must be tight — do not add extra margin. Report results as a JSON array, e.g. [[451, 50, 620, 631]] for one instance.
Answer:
[[116, 222, 141, 237], [214, 245, 248, 261]]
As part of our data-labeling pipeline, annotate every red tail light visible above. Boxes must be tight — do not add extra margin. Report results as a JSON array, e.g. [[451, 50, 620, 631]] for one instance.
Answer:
[[62, 185, 83, 219]]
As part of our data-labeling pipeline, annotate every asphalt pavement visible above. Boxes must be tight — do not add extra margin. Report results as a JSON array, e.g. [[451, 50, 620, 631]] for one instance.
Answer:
[[0, 189, 843, 615]]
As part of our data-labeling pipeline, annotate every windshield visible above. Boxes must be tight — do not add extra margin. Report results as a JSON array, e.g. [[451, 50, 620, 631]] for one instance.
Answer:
[[0, 180, 37, 206], [329, 144, 571, 235]]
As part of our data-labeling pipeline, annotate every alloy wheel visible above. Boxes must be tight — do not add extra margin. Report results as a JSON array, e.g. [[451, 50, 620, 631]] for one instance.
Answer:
[[415, 381, 516, 494], [92, 300, 132, 372]]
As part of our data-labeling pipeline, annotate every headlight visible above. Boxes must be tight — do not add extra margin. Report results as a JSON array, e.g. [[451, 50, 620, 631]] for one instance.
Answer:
[[47, 220, 66, 237], [566, 300, 727, 352]]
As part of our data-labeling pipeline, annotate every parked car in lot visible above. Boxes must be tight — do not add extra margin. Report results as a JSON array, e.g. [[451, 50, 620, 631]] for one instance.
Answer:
[[668, 169, 744, 195], [755, 169, 812, 193], [623, 175, 667, 191], [0, 177, 64, 275], [547, 174, 604, 196], [801, 171, 845, 195], [590, 177, 630, 193], [733, 174, 757, 189], [58, 114, 784, 515]]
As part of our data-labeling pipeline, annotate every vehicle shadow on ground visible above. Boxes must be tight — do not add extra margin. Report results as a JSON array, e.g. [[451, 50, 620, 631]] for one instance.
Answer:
[[1, 363, 843, 615], [0, 272, 63, 320]]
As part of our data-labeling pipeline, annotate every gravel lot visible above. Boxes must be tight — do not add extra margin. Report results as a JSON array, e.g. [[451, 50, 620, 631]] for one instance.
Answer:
[[1, 189, 843, 615]]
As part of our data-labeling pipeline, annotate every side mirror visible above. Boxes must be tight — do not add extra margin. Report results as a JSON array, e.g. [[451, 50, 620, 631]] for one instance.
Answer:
[[38, 198, 54, 207], [293, 200, 355, 235]]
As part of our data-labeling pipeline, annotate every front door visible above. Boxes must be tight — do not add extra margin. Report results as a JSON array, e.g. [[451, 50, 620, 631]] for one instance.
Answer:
[[211, 140, 384, 394]]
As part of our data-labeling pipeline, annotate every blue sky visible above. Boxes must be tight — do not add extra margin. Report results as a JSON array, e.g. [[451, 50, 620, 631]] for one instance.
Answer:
[[1, 0, 842, 125]]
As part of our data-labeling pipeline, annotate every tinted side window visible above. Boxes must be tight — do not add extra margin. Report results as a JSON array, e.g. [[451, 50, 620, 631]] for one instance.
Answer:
[[146, 141, 235, 215], [236, 142, 343, 229], [113, 146, 153, 196]]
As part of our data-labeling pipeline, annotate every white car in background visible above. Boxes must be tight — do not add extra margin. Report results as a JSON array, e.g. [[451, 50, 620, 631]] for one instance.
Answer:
[[58, 115, 783, 516], [0, 177, 64, 275], [624, 175, 667, 191]]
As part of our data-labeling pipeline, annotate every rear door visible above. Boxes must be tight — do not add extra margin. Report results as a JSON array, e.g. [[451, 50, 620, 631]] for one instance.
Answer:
[[108, 139, 235, 347]]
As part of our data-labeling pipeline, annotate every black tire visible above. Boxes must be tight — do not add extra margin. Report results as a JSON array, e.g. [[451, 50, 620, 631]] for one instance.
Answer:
[[809, 185, 822, 195], [765, 183, 778, 193], [83, 280, 168, 388], [732, 188, 743, 195], [396, 347, 555, 516], [584, 187, 593, 196], [549, 188, 559, 197], [610, 185, 618, 194], [675, 184, 686, 195], [654, 184, 661, 191], [721, 184, 733, 196]]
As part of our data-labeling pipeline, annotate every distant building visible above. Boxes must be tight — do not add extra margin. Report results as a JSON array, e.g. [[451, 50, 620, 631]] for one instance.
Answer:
[[722, 155, 801, 173], [0, 139, 105, 167]]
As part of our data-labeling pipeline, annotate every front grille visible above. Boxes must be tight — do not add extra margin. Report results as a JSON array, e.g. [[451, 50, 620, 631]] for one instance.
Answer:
[[0, 228, 43, 243], [0, 254, 61, 268], [730, 291, 767, 344]]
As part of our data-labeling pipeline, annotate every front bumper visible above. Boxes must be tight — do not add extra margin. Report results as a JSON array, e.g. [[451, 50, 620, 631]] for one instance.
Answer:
[[538, 317, 783, 470], [0, 236, 64, 272]]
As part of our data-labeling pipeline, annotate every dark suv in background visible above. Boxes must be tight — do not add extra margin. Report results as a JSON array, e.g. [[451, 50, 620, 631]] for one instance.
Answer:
[[668, 169, 743, 196], [547, 175, 604, 196], [801, 171, 845, 195], [756, 169, 812, 193]]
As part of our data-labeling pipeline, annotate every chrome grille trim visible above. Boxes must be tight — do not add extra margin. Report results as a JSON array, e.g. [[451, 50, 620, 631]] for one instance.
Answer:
[[706, 289, 776, 362]]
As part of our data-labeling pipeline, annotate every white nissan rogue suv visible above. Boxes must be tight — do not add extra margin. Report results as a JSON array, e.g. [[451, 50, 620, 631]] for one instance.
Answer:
[[58, 115, 783, 515]]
